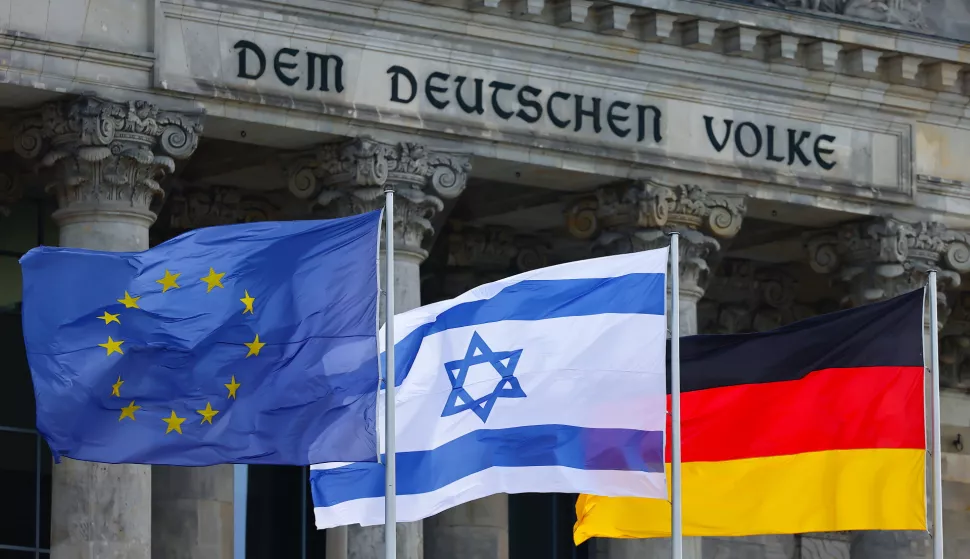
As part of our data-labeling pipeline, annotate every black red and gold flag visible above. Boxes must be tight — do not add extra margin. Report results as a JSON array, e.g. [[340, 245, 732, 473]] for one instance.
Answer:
[[575, 288, 926, 541]]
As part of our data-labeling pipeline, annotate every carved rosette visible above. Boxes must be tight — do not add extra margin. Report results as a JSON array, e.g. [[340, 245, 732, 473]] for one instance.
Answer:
[[14, 96, 203, 223], [288, 136, 471, 260], [168, 186, 280, 230], [805, 218, 970, 326], [567, 179, 746, 302]]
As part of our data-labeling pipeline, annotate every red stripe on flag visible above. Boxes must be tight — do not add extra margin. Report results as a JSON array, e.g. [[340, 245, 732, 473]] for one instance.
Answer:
[[665, 366, 925, 463]]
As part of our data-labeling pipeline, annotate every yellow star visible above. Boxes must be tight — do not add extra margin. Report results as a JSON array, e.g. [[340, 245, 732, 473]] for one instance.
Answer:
[[200, 268, 226, 293], [162, 410, 187, 434], [117, 291, 140, 309], [156, 269, 181, 293], [197, 402, 220, 425], [225, 375, 241, 399], [244, 334, 265, 358], [98, 311, 120, 325], [111, 376, 124, 397], [98, 336, 124, 356], [240, 290, 255, 314], [118, 400, 140, 421]]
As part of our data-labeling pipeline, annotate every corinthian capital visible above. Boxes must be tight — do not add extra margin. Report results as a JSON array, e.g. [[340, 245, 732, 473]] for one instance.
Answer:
[[287, 137, 472, 260], [804, 218, 969, 323], [565, 179, 746, 241], [14, 96, 203, 222], [0, 171, 23, 216]]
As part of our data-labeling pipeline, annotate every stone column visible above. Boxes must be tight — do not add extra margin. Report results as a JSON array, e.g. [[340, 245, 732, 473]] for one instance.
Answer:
[[15, 96, 203, 559], [288, 137, 471, 559], [566, 179, 746, 336], [805, 217, 970, 559], [566, 179, 746, 559]]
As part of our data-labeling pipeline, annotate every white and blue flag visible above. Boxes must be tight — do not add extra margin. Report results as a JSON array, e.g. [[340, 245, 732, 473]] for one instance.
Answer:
[[310, 248, 669, 528]]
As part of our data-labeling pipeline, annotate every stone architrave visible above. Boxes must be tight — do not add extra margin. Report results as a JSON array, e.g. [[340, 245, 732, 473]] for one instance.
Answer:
[[566, 179, 746, 336], [288, 136, 471, 559], [15, 96, 204, 559]]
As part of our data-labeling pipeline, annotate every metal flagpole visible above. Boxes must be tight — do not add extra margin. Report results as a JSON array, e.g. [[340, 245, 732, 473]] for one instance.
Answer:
[[670, 232, 683, 559], [928, 272, 943, 559], [384, 186, 397, 559]]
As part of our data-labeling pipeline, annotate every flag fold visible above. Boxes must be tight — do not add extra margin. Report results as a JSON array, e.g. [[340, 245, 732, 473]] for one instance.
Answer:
[[575, 289, 927, 542], [21, 211, 382, 466], [311, 248, 670, 528]]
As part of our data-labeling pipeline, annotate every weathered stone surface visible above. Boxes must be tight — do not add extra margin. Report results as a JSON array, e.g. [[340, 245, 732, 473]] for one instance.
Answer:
[[168, 186, 279, 229]]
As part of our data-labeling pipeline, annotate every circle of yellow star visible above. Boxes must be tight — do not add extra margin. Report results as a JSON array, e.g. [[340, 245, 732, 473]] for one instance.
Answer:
[[119, 401, 140, 421], [117, 291, 140, 309], [240, 290, 255, 314], [200, 268, 226, 293], [225, 375, 241, 399], [99, 336, 124, 356], [162, 410, 187, 434], [244, 334, 265, 358], [98, 311, 120, 325], [111, 376, 124, 397], [156, 269, 181, 293], [197, 402, 220, 425]]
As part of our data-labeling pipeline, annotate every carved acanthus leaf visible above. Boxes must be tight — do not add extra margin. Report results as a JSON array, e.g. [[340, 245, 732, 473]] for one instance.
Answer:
[[14, 96, 203, 216], [286, 137, 472, 258], [565, 179, 745, 241]]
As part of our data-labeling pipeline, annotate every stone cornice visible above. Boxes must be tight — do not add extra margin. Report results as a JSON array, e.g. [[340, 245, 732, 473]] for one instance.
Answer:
[[157, 0, 970, 118]]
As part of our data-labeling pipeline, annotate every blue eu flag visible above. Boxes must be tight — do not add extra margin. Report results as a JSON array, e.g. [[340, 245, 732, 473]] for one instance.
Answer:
[[20, 211, 382, 466]]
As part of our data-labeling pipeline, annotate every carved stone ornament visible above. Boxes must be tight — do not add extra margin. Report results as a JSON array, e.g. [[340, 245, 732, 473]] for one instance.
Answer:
[[447, 223, 550, 273], [744, 0, 928, 30], [566, 179, 746, 242], [287, 136, 472, 259], [14, 96, 203, 220], [699, 259, 821, 334], [941, 293, 970, 390], [168, 186, 280, 230], [805, 218, 970, 324], [0, 171, 23, 216]]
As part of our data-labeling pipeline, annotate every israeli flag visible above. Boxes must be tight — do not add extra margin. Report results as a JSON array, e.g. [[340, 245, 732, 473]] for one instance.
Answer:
[[311, 248, 669, 528]]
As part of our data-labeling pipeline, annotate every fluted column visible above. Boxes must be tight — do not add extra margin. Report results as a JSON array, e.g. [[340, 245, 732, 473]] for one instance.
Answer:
[[15, 96, 203, 559], [566, 180, 745, 559], [805, 217, 970, 559], [289, 137, 471, 559]]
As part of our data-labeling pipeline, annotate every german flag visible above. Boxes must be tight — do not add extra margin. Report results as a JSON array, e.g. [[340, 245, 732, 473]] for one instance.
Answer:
[[574, 289, 927, 542]]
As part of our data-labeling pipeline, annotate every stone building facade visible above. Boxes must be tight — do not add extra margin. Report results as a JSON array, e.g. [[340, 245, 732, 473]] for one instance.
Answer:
[[1, 0, 969, 558]]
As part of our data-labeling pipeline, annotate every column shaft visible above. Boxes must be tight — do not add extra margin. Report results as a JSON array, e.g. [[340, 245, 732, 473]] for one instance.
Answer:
[[16, 96, 206, 559]]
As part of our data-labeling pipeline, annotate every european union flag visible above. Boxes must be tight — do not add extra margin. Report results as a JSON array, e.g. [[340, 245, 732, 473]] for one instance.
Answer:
[[20, 211, 382, 466]]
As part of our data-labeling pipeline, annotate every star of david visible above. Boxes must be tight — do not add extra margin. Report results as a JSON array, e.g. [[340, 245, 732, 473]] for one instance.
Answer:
[[441, 331, 526, 422]]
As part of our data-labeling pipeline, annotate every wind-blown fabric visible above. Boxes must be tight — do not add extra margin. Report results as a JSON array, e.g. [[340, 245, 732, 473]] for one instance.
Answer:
[[311, 248, 669, 528]]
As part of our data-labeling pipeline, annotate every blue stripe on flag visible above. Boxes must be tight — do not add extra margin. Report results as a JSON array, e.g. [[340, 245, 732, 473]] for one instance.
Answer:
[[310, 424, 664, 507], [387, 273, 665, 386]]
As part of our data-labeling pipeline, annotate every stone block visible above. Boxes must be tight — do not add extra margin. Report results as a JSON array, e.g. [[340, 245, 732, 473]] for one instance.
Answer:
[[636, 12, 676, 42]]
